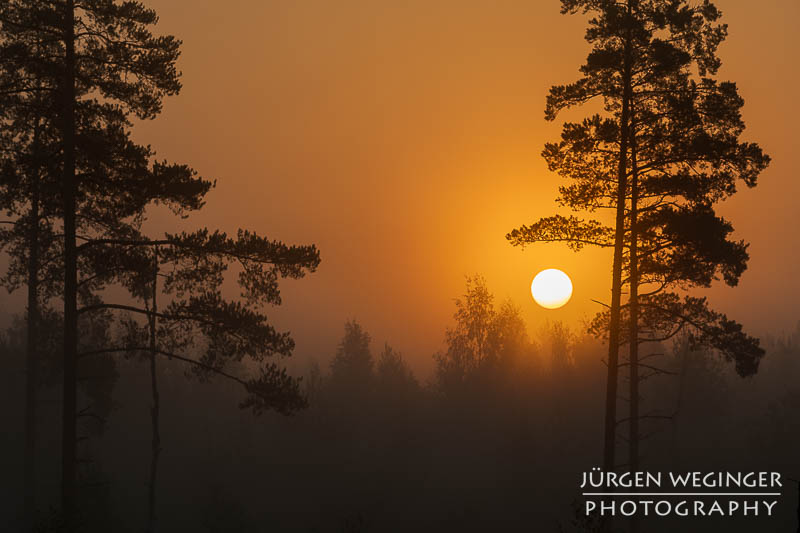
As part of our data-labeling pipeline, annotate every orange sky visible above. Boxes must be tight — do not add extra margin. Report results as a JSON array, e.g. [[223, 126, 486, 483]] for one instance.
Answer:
[[120, 1, 800, 375]]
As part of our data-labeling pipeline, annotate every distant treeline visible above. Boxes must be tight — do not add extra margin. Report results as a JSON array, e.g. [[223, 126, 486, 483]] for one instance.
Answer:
[[2, 276, 797, 532]]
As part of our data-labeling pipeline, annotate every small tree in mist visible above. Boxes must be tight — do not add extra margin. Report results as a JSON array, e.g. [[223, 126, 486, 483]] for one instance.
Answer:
[[540, 321, 576, 374], [434, 276, 536, 396], [330, 320, 374, 397], [375, 343, 418, 400], [491, 299, 537, 375], [434, 276, 493, 391]]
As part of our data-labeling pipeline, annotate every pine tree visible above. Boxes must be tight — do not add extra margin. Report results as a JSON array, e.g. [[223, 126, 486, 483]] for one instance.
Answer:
[[2, 4, 324, 530], [0, 18, 64, 529], [0, 2, 203, 526], [89, 229, 319, 532], [506, 0, 769, 487]]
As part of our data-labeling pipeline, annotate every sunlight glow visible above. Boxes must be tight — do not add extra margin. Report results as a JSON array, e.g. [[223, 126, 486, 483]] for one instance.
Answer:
[[531, 269, 573, 309]]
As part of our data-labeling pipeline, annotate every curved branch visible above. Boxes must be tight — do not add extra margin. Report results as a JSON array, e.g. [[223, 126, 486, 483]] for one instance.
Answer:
[[77, 346, 249, 388]]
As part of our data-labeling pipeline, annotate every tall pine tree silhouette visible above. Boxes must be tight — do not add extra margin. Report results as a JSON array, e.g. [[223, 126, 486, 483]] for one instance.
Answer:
[[507, 0, 768, 495], [1, 2, 320, 529]]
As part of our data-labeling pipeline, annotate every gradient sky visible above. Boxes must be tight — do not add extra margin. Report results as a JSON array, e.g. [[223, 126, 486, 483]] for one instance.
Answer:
[[101, 1, 799, 375]]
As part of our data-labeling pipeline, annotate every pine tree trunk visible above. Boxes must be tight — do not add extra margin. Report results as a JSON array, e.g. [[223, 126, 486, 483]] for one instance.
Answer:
[[601, 6, 633, 532], [602, 13, 632, 477], [146, 249, 161, 533], [23, 127, 42, 532], [628, 120, 640, 533], [60, 0, 78, 527]]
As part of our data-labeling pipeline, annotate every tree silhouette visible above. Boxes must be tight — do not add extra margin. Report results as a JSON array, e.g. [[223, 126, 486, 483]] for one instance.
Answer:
[[434, 276, 535, 396], [541, 321, 576, 373], [375, 343, 418, 398], [79, 229, 320, 531], [507, 0, 639, 474], [0, 2, 194, 525], [330, 320, 374, 398], [0, 1, 207, 526], [611, 2, 767, 489], [0, 2, 320, 530], [0, 102, 54, 533], [0, 18, 66, 527], [434, 276, 496, 394], [506, 0, 768, 490]]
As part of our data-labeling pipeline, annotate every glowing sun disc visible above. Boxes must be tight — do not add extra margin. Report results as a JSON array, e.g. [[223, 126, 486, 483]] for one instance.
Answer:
[[531, 269, 573, 309]]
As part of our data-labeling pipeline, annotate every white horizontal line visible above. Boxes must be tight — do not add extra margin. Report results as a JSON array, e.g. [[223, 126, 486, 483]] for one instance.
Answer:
[[582, 493, 782, 497]]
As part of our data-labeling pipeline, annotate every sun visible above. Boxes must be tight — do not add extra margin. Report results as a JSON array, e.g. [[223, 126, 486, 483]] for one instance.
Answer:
[[531, 269, 573, 309]]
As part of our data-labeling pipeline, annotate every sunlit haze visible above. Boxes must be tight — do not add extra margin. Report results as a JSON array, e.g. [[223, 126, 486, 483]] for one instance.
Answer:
[[9, 0, 795, 376]]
